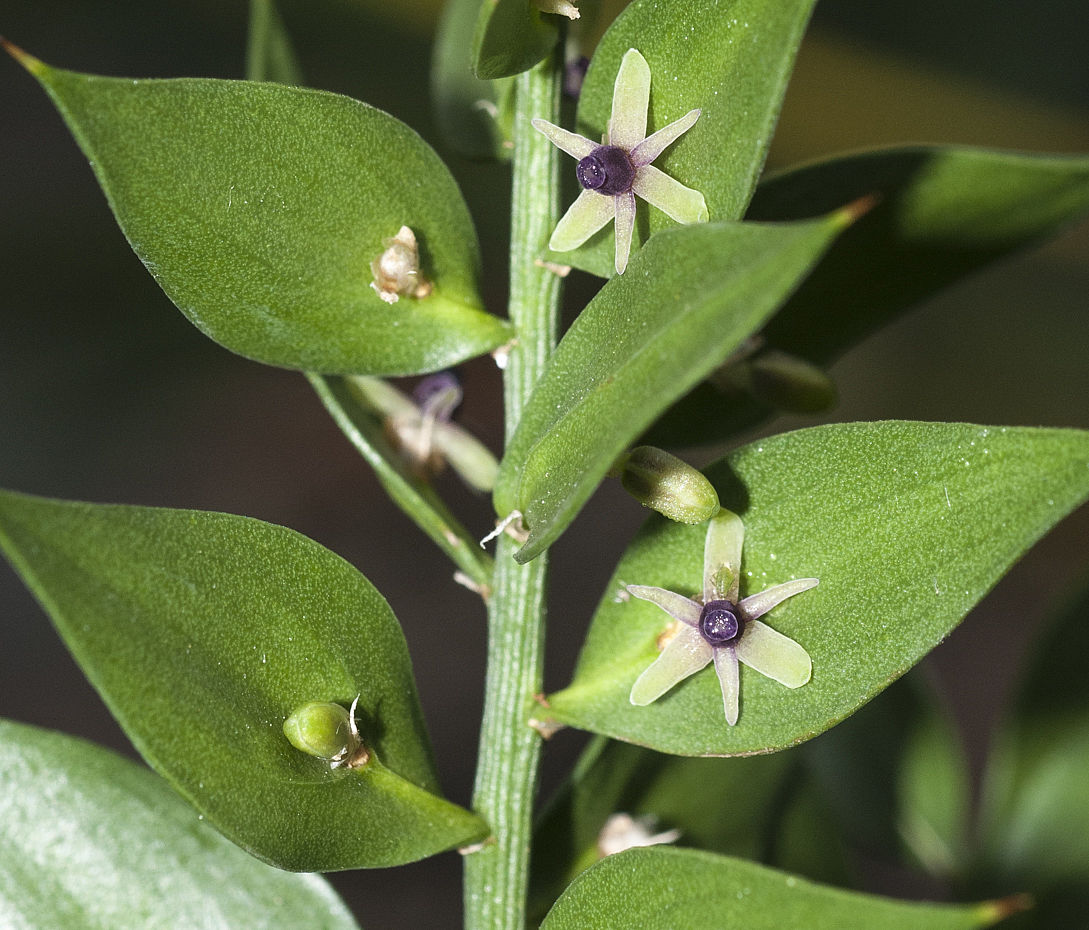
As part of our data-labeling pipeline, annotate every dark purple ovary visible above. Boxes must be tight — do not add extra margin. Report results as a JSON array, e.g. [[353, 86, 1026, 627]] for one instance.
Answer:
[[698, 600, 744, 646], [576, 145, 636, 196]]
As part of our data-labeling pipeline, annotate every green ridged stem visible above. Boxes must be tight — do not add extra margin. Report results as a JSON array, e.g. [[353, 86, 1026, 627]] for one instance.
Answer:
[[464, 50, 562, 930]]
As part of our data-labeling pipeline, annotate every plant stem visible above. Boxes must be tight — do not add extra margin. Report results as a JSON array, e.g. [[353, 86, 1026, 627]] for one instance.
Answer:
[[464, 52, 562, 930]]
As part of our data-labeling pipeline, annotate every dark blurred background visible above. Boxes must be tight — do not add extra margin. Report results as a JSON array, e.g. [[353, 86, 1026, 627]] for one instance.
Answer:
[[2, 1, 1087, 926]]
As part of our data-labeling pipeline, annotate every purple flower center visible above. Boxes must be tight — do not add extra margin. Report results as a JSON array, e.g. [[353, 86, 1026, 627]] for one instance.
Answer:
[[564, 55, 590, 99], [698, 599, 744, 646], [412, 371, 460, 416], [576, 145, 636, 196]]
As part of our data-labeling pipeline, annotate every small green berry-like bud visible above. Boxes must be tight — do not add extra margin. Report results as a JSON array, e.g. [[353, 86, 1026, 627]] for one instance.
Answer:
[[615, 446, 719, 524], [283, 701, 354, 762]]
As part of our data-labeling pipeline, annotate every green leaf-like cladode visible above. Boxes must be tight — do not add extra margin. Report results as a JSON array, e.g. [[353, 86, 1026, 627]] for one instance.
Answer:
[[560, 0, 817, 277], [800, 676, 969, 878], [530, 736, 792, 920], [472, 0, 559, 81], [0, 490, 487, 870], [978, 579, 1089, 913], [752, 147, 1089, 365], [651, 147, 1089, 447], [0, 719, 360, 928], [435, 0, 514, 157], [896, 694, 971, 879], [247, 0, 303, 85], [308, 373, 493, 589], [768, 778, 851, 887], [540, 847, 1013, 930], [544, 422, 1089, 755], [494, 208, 855, 563], [9, 46, 510, 375]]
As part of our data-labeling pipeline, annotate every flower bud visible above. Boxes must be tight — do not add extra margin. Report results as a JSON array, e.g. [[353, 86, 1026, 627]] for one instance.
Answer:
[[745, 350, 837, 413], [597, 813, 681, 858], [614, 446, 719, 524], [370, 225, 431, 304], [283, 701, 354, 762], [534, 0, 580, 19]]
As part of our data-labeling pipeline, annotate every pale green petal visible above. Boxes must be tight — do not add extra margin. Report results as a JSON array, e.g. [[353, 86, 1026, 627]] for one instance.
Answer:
[[629, 626, 711, 705], [627, 585, 701, 626], [703, 508, 743, 603], [550, 190, 614, 252], [433, 420, 500, 492], [532, 118, 596, 160], [607, 48, 650, 149], [348, 374, 419, 419], [614, 189, 636, 274], [632, 164, 709, 224], [534, 0, 580, 19], [630, 108, 701, 166], [735, 619, 812, 688], [713, 645, 740, 726], [739, 578, 819, 620]]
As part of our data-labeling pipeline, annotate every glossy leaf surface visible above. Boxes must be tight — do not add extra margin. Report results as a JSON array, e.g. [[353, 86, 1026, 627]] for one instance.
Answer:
[[651, 147, 1089, 446], [472, 0, 558, 80], [0, 719, 360, 929], [15, 51, 510, 375], [494, 210, 851, 562], [546, 422, 1089, 755], [540, 847, 1007, 929], [530, 736, 792, 919], [561, 0, 817, 277], [0, 490, 487, 870], [434, 0, 514, 157]]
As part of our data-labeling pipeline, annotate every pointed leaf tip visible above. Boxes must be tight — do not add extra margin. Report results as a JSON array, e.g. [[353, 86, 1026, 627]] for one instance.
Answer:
[[541, 847, 1009, 929], [24, 66, 504, 374], [981, 894, 1034, 924], [0, 490, 488, 869], [839, 192, 882, 226], [1, 38, 45, 75], [499, 214, 849, 562]]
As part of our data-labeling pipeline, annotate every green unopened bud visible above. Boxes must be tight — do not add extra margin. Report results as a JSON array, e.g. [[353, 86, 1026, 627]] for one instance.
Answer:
[[745, 350, 837, 413], [614, 446, 719, 524], [708, 346, 836, 415], [284, 701, 365, 767]]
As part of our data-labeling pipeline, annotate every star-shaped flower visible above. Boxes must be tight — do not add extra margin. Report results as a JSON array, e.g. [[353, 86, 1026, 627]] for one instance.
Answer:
[[533, 48, 709, 275], [348, 372, 499, 492], [628, 508, 816, 725]]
